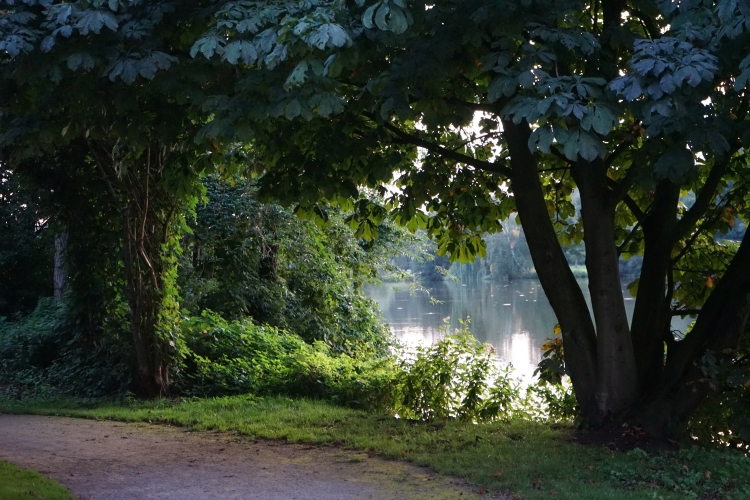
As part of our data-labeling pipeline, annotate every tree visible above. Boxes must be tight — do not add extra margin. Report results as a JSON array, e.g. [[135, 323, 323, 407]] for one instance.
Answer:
[[0, 0, 230, 395], [183, 0, 750, 433]]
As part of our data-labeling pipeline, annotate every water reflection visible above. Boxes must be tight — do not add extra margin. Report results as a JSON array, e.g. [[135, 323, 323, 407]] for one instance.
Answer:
[[366, 279, 693, 379]]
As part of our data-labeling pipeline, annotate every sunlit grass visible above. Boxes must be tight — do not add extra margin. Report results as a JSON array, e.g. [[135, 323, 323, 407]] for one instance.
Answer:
[[2, 395, 748, 499]]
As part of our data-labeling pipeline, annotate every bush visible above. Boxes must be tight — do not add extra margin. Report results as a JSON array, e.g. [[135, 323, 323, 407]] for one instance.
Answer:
[[180, 311, 398, 409], [687, 346, 750, 450], [181, 312, 581, 422], [0, 298, 133, 399], [394, 321, 525, 422]]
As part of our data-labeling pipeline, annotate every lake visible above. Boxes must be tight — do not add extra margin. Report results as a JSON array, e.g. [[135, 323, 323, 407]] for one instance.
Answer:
[[366, 278, 693, 379]]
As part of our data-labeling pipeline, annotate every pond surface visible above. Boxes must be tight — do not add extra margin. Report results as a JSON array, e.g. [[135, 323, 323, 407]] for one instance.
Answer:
[[366, 278, 693, 379]]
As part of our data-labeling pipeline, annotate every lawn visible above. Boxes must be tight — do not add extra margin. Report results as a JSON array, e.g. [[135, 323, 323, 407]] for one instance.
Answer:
[[0, 460, 74, 500], [1, 395, 748, 499]]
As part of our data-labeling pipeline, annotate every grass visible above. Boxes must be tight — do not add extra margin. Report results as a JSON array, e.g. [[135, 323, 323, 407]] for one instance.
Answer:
[[1, 395, 748, 500], [0, 460, 74, 500]]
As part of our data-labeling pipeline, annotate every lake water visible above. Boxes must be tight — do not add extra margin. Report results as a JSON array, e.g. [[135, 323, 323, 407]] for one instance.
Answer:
[[366, 278, 693, 379]]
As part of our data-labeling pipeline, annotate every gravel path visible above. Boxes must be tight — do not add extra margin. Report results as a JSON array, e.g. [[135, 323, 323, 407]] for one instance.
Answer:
[[0, 414, 479, 500]]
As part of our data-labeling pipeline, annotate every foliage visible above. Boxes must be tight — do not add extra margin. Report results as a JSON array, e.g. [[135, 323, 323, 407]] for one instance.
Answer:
[[3, 0, 750, 430], [535, 325, 567, 386], [0, 298, 133, 398], [180, 310, 397, 409], [0, 0, 230, 395], [0, 460, 73, 500], [525, 381, 578, 424], [2, 151, 137, 397], [395, 321, 522, 422], [180, 310, 574, 423], [0, 166, 53, 317], [5, 395, 750, 500], [686, 328, 750, 448], [179, 176, 412, 354]]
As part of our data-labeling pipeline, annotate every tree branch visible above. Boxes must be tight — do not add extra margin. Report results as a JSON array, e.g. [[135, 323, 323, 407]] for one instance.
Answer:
[[625, 7, 661, 39], [371, 116, 512, 177], [672, 309, 701, 317], [607, 164, 641, 204], [675, 156, 731, 241], [608, 177, 645, 221], [604, 140, 632, 167], [616, 220, 641, 256]]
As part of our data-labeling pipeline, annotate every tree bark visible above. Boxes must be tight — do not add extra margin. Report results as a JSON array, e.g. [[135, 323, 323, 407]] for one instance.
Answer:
[[502, 119, 600, 422], [572, 159, 638, 415], [92, 145, 182, 398], [121, 204, 171, 397], [630, 181, 680, 394], [53, 232, 68, 301]]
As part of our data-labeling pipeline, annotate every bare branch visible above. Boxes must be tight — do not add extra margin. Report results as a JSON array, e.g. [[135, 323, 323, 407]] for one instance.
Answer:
[[616, 220, 641, 256]]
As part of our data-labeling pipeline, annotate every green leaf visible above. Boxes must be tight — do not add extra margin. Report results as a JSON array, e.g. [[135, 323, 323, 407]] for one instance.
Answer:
[[326, 24, 350, 47], [224, 40, 258, 65], [284, 60, 308, 90], [591, 106, 615, 135], [284, 99, 302, 119], [362, 2, 381, 29], [577, 131, 602, 161], [387, 6, 409, 34], [653, 147, 696, 184], [374, 2, 390, 30]]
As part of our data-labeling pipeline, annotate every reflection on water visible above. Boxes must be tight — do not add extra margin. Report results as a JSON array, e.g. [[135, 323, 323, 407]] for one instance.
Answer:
[[366, 279, 693, 379]]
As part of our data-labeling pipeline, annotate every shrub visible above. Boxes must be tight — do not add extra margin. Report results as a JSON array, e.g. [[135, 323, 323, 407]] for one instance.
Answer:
[[0, 298, 133, 398], [180, 311, 398, 409], [394, 320, 524, 422]]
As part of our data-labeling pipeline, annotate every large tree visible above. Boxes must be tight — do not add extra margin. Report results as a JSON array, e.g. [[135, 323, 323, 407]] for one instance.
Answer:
[[0, 0, 233, 395], [184, 0, 750, 433]]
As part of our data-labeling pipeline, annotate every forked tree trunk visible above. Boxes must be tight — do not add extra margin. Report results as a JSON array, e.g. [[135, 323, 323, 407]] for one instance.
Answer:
[[502, 119, 600, 422], [572, 160, 638, 415]]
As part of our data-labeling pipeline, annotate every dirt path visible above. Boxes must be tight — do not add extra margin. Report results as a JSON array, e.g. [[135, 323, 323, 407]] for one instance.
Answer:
[[0, 415, 480, 500]]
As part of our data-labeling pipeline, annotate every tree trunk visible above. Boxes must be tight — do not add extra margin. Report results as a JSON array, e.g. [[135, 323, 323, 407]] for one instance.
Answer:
[[53, 232, 68, 301], [502, 119, 600, 422], [572, 160, 638, 415], [93, 146, 183, 398], [635, 227, 750, 434], [121, 205, 170, 397], [629, 181, 680, 394]]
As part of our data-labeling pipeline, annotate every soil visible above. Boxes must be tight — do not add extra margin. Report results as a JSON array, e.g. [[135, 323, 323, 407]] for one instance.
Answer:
[[573, 422, 679, 453], [0, 414, 481, 500]]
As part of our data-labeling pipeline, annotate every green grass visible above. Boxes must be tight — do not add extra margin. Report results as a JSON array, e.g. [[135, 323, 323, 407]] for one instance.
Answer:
[[0, 460, 74, 500], [1, 395, 748, 500]]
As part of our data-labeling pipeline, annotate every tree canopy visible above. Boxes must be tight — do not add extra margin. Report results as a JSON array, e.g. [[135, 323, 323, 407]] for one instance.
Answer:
[[3, 0, 750, 433]]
